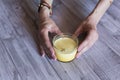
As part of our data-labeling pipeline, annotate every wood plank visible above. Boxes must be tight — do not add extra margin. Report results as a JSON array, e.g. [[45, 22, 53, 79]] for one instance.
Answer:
[[52, 4, 80, 33], [0, 40, 21, 80], [0, 0, 62, 80], [0, 0, 120, 80], [83, 40, 120, 80]]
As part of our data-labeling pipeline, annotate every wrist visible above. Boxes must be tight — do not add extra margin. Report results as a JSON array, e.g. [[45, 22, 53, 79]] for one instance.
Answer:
[[87, 13, 99, 26], [39, 6, 50, 18], [41, 0, 53, 6], [38, 1, 52, 18]]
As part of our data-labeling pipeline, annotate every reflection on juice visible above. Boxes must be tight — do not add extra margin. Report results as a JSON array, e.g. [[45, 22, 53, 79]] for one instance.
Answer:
[[53, 35, 78, 62]]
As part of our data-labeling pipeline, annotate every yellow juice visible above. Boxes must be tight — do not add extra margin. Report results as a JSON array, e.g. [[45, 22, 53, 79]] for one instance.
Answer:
[[53, 34, 78, 62]]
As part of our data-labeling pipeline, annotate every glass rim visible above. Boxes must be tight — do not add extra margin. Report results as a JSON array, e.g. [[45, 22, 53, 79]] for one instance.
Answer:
[[52, 33, 78, 53]]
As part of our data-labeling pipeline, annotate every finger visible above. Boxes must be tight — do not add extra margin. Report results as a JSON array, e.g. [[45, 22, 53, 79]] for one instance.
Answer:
[[78, 40, 88, 52], [73, 25, 83, 37], [76, 46, 89, 58], [39, 45, 45, 57], [43, 46, 56, 60], [38, 33, 45, 57], [55, 28, 62, 35], [44, 44, 57, 60], [76, 38, 96, 58], [76, 38, 90, 58], [41, 30, 56, 60], [86, 30, 98, 48], [76, 40, 88, 58], [77, 29, 96, 51], [76, 30, 98, 58], [51, 26, 62, 35]]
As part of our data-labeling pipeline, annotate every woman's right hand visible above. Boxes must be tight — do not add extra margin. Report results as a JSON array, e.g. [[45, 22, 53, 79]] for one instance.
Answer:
[[38, 7, 62, 60]]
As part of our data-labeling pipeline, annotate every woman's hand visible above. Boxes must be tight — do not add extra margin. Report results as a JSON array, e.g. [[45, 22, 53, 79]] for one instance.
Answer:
[[38, 7, 61, 60], [73, 0, 113, 58], [74, 17, 98, 58], [39, 17, 61, 60]]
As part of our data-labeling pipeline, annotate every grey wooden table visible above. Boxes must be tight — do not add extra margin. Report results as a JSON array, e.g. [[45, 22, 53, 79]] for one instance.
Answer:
[[0, 0, 120, 80]]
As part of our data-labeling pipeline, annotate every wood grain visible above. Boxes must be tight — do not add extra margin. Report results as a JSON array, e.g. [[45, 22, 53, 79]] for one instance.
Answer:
[[0, 0, 120, 80]]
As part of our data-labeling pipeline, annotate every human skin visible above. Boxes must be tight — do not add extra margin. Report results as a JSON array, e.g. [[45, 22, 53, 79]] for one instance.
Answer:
[[38, 0, 113, 60]]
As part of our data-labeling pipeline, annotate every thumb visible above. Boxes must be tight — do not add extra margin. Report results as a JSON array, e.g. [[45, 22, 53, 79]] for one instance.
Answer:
[[73, 26, 83, 37], [54, 27, 63, 35]]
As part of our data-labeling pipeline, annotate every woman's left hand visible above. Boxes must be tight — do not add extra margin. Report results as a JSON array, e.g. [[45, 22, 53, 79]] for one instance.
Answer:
[[74, 17, 99, 58]]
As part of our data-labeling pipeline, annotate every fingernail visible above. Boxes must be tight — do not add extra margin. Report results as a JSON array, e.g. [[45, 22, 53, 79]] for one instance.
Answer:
[[52, 55, 57, 61], [51, 54, 54, 59]]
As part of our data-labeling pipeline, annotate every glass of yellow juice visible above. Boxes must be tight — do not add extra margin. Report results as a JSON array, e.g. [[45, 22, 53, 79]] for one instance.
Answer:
[[52, 34, 78, 62]]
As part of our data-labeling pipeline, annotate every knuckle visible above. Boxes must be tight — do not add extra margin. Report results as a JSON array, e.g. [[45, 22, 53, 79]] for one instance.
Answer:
[[45, 42, 52, 48], [40, 46, 44, 52], [39, 28, 48, 36], [55, 27, 59, 31], [40, 29, 45, 34], [46, 46, 50, 50], [45, 41, 50, 45], [46, 46, 53, 52]]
